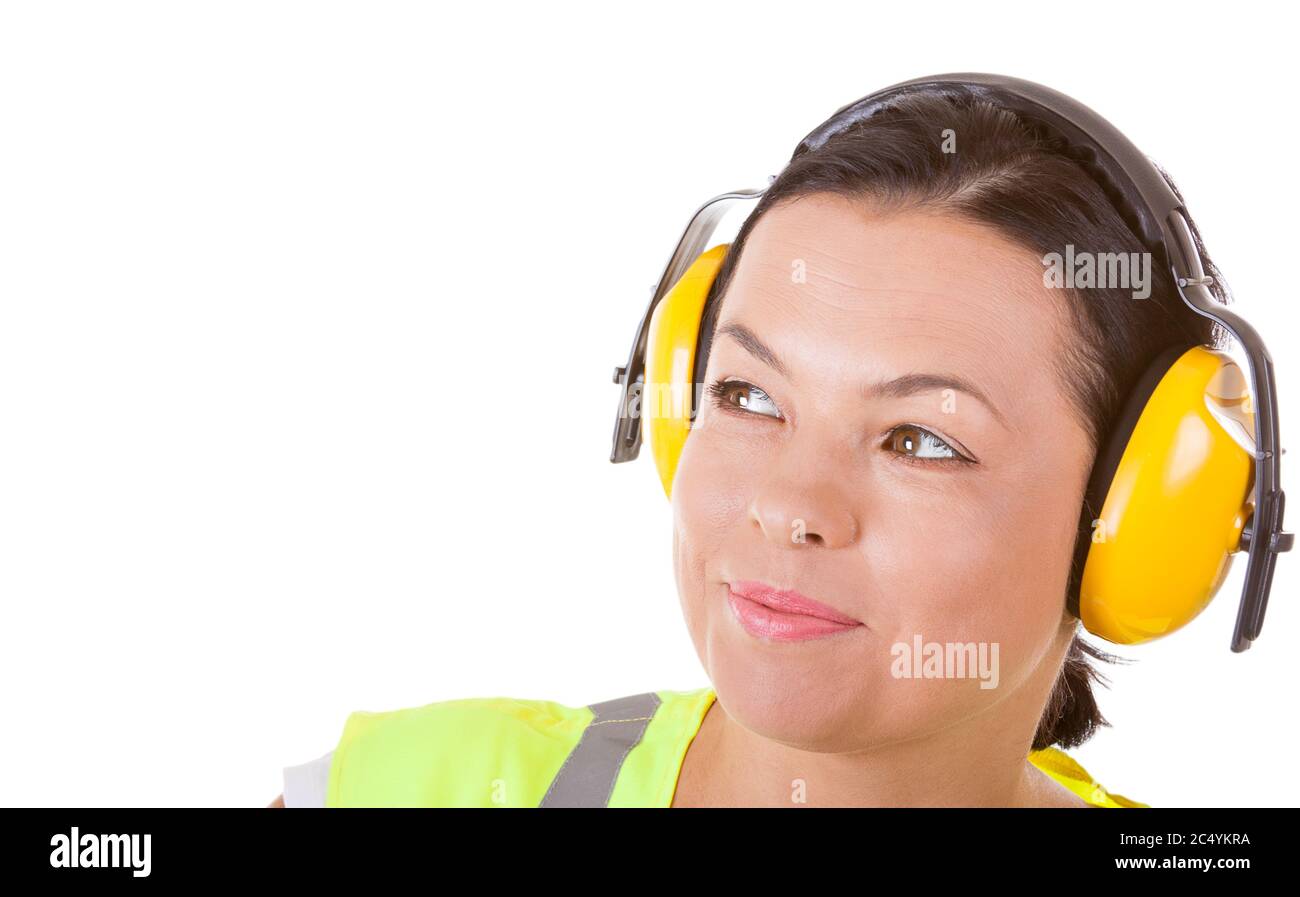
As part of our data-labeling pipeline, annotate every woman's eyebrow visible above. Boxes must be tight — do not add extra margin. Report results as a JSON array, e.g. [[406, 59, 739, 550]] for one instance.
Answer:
[[716, 320, 1009, 430], [866, 372, 1010, 431], [717, 321, 790, 378]]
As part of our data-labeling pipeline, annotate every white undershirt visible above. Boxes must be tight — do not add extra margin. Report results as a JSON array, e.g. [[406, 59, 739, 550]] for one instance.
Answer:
[[282, 751, 332, 808]]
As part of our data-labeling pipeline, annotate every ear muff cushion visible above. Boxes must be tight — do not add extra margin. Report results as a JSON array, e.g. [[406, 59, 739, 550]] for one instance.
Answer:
[[644, 244, 729, 500], [1073, 345, 1256, 644]]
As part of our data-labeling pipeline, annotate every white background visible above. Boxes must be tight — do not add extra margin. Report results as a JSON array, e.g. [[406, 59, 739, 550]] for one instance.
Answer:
[[1, 0, 1295, 808]]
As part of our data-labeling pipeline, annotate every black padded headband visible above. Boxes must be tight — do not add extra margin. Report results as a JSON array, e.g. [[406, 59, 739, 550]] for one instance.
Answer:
[[790, 73, 1189, 277]]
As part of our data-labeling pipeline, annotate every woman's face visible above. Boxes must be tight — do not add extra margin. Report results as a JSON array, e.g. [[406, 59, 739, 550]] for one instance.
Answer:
[[671, 193, 1096, 752]]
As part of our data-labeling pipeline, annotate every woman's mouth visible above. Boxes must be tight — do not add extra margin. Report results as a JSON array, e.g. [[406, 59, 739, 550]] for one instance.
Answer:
[[725, 580, 864, 642]]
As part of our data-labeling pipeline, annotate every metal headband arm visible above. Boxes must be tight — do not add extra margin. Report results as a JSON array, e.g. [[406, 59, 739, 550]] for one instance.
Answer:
[[1166, 210, 1293, 651], [609, 187, 765, 463]]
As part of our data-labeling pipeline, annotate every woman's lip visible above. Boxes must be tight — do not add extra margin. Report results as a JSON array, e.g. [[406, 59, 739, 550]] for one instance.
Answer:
[[725, 581, 864, 642], [728, 580, 862, 625]]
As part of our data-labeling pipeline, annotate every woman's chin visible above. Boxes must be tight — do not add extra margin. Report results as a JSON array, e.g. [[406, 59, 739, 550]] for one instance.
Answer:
[[703, 626, 895, 751], [709, 674, 876, 751]]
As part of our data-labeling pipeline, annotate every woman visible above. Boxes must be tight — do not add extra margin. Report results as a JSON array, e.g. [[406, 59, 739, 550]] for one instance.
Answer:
[[270, 77, 1249, 808]]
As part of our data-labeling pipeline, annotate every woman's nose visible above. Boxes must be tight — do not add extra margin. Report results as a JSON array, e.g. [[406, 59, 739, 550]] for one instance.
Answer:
[[749, 477, 859, 549]]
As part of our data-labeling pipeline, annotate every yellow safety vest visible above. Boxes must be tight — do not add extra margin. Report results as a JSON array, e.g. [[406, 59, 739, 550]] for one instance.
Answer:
[[324, 686, 1148, 808]]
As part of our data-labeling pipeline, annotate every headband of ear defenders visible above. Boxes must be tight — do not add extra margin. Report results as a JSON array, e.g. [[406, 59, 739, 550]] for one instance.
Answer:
[[610, 72, 1292, 652]]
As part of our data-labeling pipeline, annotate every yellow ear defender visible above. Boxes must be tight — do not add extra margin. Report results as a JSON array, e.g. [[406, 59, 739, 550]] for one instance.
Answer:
[[610, 74, 1292, 652], [641, 242, 728, 501], [1070, 343, 1257, 644]]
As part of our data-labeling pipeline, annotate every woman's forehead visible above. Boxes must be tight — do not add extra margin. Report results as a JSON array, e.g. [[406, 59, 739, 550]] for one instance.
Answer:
[[718, 194, 1067, 388]]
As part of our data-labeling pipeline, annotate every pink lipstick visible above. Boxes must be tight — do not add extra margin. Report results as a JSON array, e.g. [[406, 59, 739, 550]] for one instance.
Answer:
[[725, 580, 863, 642]]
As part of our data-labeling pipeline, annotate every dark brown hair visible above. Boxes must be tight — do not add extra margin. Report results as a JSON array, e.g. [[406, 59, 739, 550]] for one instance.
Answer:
[[693, 88, 1233, 750]]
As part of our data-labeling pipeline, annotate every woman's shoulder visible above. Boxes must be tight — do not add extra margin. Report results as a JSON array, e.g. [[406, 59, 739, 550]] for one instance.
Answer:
[[322, 686, 714, 807], [281, 693, 585, 808], [1028, 746, 1149, 808], [337, 686, 713, 740]]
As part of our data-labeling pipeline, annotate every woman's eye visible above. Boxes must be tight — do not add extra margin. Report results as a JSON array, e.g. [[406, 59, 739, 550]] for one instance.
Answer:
[[706, 378, 783, 419], [884, 424, 970, 465], [704, 382, 971, 468]]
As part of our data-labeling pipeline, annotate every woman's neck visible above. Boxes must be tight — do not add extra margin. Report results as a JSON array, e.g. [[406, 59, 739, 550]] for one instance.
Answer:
[[670, 694, 1090, 808]]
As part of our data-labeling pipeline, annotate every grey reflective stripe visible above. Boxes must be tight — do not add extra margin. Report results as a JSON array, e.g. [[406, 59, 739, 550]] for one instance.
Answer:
[[537, 692, 662, 807]]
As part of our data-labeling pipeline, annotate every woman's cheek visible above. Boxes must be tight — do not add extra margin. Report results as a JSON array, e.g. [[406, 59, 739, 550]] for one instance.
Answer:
[[671, 429, 733, 602], [673, 422, 756, 548], [868, 484, 1044, 655]]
